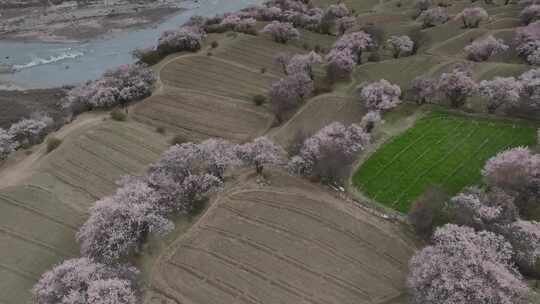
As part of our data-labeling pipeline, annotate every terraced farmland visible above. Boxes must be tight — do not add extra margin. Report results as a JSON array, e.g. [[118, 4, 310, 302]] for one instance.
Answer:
[[134, 89, 272, 143], [159, 55, 277, 102], [150, 171, 416, 304], [0, 119, 168, 304], [272, 94, 367, 147], [353, 112, 537, 213]]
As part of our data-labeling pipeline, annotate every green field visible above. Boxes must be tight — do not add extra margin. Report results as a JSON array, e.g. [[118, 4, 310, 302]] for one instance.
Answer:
[[353, 112, 537, 213]]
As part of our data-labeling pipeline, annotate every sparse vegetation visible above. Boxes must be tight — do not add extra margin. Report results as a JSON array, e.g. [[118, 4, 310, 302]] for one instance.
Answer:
[[46, 137, 62, 153], [110, 109, 128, 121]]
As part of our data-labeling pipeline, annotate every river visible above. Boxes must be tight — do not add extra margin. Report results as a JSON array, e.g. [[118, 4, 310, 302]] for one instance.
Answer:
[[0, 0, 263, 90]]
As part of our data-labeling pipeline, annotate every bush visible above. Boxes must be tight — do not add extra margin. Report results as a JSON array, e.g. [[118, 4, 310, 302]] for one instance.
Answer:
[[408, 186, 451, 239], [156, 126, 166, 134], [211, 40, 219, 48], [260, 67, 267, 74], [170, 134, 187, 145], [110, 109, 127, 121], [252, 94, 267, 106], [314, 77, 334, 95], [132, 48, 162, 65], [46, 137, 62, 153]]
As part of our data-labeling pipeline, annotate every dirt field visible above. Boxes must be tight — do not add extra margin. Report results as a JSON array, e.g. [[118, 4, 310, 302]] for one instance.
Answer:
[[0, 115, 169, 303], [148, 170, 417, 304]]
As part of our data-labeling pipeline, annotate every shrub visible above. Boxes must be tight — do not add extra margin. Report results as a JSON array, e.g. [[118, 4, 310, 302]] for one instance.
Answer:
[[387, 35, 414, 58], [156, 126, 166, 134], [407, 224, 530, 304], [46, 137, 62, 153], [313, 77, 333, 95], [170, 134, 187, 145], [464, 35, 509, 62], [33, 258, 139, 304], [417, 7, 449, 28], [110, 109, 127, 121], [359, 110, 382, 133], [211, 40, 219, 48], [132, 47, 162, 65], [358, 79, 402, 111], [260, 21, 300, 43], [408, 186, 451, 239], [253, 94, 267, 106], [456, 7, 488, 28]]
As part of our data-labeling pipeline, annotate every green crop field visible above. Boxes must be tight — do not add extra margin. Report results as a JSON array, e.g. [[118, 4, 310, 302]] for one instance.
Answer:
[[353, 112, 537, 213]]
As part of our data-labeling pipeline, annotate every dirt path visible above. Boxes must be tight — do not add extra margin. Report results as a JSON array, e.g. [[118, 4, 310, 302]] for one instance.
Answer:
[[0, 111, 108, 189]]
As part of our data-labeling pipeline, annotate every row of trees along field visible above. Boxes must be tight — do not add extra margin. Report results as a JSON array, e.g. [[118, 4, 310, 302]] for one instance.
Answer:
[[23, 0, 540, 303]]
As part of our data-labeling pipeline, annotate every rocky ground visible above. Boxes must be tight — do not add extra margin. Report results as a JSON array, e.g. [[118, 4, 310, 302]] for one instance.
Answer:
[[0, 0, 188, 42]]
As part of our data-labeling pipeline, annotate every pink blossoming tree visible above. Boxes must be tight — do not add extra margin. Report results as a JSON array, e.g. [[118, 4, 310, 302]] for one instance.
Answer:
[[260, 21, 300, 43], [269, 72, 314, 121], [478, 76, 522, 112], [464, 35, 509, 62], [333, 31, 375, 64], [288, 122, 370, 183], [359, 79, 402, 111], [500, 220, 540, 275], [417, 7, 450, 28], [482, 147, 540, 194], [325, 48, 356, 80], [407, 224, 530, 304], [387, 35, 414, 58], [0, 128, 17, 160], [32, 258, 139, 304], [157, 26, 206, 55], [8, 113, 53, 146], [520, 4, 540, 24], [235, 137, 282, 175], [77, 179, 174, 263], [286, 51, 323, 79], [437, 67, 477, 108], [410, 76, 437, 104], [456, 7, 489, 28]]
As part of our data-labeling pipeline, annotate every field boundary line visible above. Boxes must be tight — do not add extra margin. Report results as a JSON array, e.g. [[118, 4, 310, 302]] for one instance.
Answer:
[[0, 262, 38, 281], [231, 189, 414, 251], [0, 225, 76, 257], [236, 195, 407, 269], [218, 203, 402, 290], [181, 242, 375, 302], [0, 193, 78, 230]]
